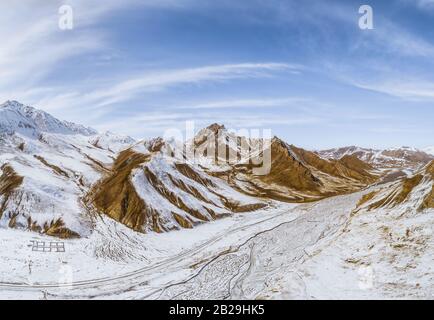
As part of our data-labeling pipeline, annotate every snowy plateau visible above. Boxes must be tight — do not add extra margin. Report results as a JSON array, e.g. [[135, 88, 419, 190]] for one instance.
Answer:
[[0, 100, 432, 300]]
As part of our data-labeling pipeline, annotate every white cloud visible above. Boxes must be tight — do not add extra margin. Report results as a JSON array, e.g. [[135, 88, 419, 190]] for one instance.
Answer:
[[0, 0, 186, 105], [0, 1, 116, 100], [93, 110, 321, 139], [25, 63, 298, 113], [351, 78, 434, 101], [84, 63, 299, 108], [174, 97, 310, 109], [404, 0, 434, 10], [0, 1, 300, 128], [417, 0, 434, 8], [356, 20, 434, 58]]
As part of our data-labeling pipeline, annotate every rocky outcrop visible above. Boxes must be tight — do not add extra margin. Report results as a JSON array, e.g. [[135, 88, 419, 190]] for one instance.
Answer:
[[0, 164, 23, 220]]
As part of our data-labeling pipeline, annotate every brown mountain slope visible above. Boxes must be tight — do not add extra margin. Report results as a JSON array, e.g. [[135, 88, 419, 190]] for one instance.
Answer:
[[89, 147, 266, 234], [420, 161, 434, 210], [258, 139, 322, 192], [90, 149, 153, 232], [0, 164, 23, 220], [290, 145, 376, 184], [356, 161, 434, 212], [87, 124, 381, 234], [0, 163, 81, 238], [191, 126, 378, 202]]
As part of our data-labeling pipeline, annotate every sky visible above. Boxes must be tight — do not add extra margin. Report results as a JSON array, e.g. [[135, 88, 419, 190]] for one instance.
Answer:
[[0, 0, 433, 150]]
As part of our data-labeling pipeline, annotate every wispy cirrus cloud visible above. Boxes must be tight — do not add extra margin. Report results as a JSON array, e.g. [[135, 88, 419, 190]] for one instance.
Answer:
[[353, 19, 434, 58], [93, 110, 321, 138], [0, 0, 187, 104], [0, 2, 101, 89], [83, 63, 299, 108], [351, 78, 434, 101], [217, 0, 434, 58], [401, 0, 434, 10], [174, 97, 310, 109], [1, 0, 433, 148], [416, 0, 434, 9], [29, 63, 299, 112]]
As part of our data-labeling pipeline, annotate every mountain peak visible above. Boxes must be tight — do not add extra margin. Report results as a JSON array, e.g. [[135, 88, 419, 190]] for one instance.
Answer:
[[205, 123, 226, 133], [0, 100, 23, 109], [0, 100, 97, 137]]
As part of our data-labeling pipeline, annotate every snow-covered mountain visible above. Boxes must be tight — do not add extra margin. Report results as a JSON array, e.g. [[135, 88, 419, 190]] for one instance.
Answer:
[[0, 130, 123, 238], [0, 101, 381, 237], [87, 124, 381, 233], [0, 100, 97, 137], [0, 101, 433, 300], [183, 124, 378, 202], [0, 101, 430, 239], [0, 104, 266, 236], [89, 131, 136, 153], [317, 145, 434, 170], [0, 102, 134, 238]]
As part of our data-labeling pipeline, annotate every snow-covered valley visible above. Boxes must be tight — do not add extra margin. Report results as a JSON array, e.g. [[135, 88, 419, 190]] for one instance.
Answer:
[[0, 190, 432, 299], [0, 101, 432, 300]]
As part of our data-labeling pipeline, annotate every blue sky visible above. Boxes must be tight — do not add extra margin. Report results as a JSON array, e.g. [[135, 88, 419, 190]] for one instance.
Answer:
[[1, 0, 434, 149]]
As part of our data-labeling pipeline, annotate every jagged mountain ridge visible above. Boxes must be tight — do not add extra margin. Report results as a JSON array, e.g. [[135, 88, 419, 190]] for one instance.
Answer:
[[182, 125, 378, 202], [0, 101, 135, 238], [87, 124, 379, 233], [0, 129, 135, 238], [89, 148, 266, 233], [0, 101, 424, 239], [0, 100, 97, 137], [317, 145, 434, 170]]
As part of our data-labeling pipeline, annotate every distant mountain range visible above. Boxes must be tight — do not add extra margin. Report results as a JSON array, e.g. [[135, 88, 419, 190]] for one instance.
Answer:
[[317, 145, 433, 170], [0, 100, 433, 238], [0, 100, 97, 137]]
